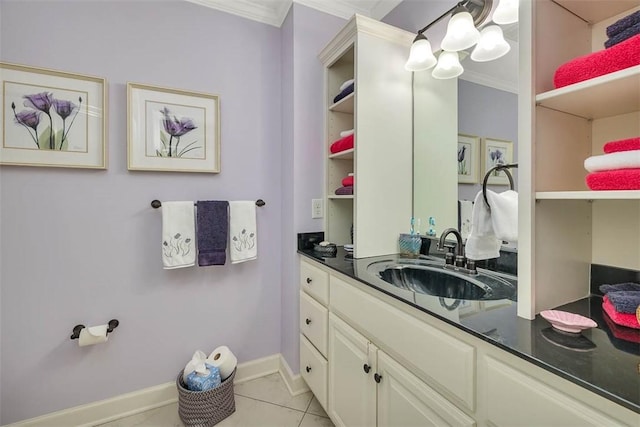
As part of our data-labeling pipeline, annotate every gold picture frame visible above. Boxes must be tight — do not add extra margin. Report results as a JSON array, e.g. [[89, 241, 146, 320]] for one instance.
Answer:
[[0, 62, 106, 169], [127, 83, 220, 173]]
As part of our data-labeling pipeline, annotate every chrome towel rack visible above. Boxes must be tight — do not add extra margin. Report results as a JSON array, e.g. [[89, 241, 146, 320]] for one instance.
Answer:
[[151, 199, 266, 209], [482, 163, 518, 209]]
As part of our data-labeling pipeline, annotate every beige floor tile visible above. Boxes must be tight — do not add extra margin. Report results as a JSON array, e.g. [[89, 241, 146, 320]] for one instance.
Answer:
[[305, 396, 328, 418], [94, 403, 182, 427], [233, 373, 313, 411], [299, 412, 335, 427], [216, 395, 305, 427]]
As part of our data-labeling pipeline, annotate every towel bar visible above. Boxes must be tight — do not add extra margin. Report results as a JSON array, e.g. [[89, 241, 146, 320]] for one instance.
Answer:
[[151, 199, 265, 209], [482, 163, 518, 209]]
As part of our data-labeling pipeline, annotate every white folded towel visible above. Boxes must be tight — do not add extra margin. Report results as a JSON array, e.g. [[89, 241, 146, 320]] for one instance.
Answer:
[[464, 191, 501, 260], [486, 189, 518, 243], [584, 150, 640, 172], [459, 200, 473, 240], [339, 78, 354, 92], [229, 201, 257, 264], [340, 129, 354, 138], [161, 201, 196, 269]]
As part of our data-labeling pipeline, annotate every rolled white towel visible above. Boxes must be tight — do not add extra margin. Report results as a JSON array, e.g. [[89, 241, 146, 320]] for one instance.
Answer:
[[584, 150, 640, 172], [340, 129, 354, 138], [339, 78, 354, 92]]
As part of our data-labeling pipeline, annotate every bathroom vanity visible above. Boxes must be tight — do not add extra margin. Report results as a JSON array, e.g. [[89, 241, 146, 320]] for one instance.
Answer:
[[298, 249, 639, 427]]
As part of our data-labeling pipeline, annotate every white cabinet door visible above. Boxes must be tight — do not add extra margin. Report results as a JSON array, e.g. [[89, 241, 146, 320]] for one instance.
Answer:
[[328, 313, 376, 427], [377, 350, 476, 427]]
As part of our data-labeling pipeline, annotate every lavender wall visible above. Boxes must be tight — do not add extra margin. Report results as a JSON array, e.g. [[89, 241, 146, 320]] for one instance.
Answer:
[[281, 4, 345, 373], [0, 0, 284, 423]]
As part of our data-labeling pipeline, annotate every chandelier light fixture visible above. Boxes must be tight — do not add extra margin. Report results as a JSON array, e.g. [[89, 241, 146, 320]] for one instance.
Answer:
[[404, 0, 518, 78]]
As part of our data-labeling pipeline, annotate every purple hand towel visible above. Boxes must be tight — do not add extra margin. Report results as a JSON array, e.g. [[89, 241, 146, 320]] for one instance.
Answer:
[[196, 201, 229, 266], [606, 291, 640, 314], [335, 186, 353, 196], [606, 10, 640, 38], [605, 22, 640, 48], [599, 282, 640, 294]]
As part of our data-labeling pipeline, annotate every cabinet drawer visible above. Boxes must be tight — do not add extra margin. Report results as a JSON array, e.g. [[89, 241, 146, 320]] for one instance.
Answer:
[[483, 356, 626, 427], [300, 291, 329, 357], [330, 275, 476, 411], [300, 334, 328, 411], [300, 259, 329, 305]]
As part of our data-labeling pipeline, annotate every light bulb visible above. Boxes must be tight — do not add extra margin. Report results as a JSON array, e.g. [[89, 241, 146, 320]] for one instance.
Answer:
[[441, 8, 481, 52], [493, 0, 519, 25], [405, 34, 437, 71], [471, 25, 511, 62], [432, 51, 463, 79]]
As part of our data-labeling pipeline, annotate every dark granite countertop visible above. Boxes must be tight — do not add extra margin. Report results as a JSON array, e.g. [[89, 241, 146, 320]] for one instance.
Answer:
[[299, 247, 640, 414]]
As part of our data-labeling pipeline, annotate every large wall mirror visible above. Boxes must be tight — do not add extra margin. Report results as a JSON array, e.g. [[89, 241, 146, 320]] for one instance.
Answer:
[[411, 20, 519, 251]]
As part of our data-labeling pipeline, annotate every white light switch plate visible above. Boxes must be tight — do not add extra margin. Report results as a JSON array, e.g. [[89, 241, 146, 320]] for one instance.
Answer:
[[312, 199, 323, 219]]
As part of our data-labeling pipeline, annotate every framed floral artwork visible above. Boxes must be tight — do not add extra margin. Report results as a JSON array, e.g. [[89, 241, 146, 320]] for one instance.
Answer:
[[481, 137, 513, 185], [0, 62, 106, 169], [127, 83, 220, 173], [457, 133, 480, 184]]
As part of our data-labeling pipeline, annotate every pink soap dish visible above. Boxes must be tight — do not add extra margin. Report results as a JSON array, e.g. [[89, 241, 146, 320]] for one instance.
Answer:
[[540, 310, 597, 334]]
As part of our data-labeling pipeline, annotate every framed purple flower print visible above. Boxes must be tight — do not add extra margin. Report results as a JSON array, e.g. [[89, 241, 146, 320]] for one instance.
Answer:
[[458, 133, 480, 184], [127, 83, 220, 173], [0, 62, 106, 169], [481, 137, 513, 185]]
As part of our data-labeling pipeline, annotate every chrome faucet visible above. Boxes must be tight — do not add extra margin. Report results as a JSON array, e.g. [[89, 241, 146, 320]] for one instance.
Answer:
[[437, 228, 477, 275]]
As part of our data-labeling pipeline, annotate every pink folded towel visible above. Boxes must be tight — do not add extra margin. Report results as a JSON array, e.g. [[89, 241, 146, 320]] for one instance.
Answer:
[[342, 176, 354, 187], [553, 34, 640, 89], [586, 168, 640, 190], [330, 134, 354, 154], [604, 137, 640, 153], [603, 296, 640, 329], [602, 310, 640, 343]]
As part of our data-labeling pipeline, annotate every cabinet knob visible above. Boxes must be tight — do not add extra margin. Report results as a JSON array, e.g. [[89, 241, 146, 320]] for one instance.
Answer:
[[305, 318, 312, 325], [306, 366, 312, 373], [374, 373, 382, 383], [363, 364, 371, 373], [306, 277, 312, 284]]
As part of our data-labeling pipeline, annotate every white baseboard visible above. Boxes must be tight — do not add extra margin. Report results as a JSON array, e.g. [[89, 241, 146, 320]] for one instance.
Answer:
[[6, 353, 298, 427], [278, 354, 310, 396]]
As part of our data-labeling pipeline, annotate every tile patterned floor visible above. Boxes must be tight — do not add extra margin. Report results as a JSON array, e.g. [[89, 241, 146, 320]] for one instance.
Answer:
[[96, 373, 334, 427]]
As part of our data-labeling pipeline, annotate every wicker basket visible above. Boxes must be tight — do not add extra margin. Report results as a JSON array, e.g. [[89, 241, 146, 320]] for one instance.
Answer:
[[177, 368, 236, 426]]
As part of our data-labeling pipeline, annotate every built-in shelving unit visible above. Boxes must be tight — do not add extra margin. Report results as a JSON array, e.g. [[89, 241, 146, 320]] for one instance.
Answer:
[[319, 15, 414, 258], [519, 0, 640, 319]]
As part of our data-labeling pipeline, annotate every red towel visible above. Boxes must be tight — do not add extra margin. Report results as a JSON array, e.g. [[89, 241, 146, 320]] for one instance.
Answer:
[[342, 176, 354, 187], [602, 310, 640, 343], [604, 137, 640, 153], [602, 296, 640, 329], [553, 34, 640, 89], [586, 169, 640, 190], [329, 134, 354, 154]]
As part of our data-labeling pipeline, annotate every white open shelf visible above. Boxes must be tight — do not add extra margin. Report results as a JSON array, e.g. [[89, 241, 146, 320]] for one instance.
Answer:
[[535, 66, 640, 119], [553, 0, 639, 22], [329, 93, 354, 114], [328, 195, 354, 199], [536, 190, 640, 200], [329, 148, 354, 159]]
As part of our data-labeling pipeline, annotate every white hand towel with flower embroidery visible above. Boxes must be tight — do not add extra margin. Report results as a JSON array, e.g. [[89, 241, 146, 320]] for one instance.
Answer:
[[464, 191, 501, 260], [229, 201, 257, 264], [161, 201, 196, 269]]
